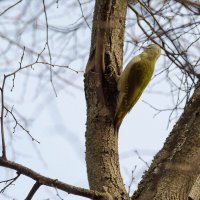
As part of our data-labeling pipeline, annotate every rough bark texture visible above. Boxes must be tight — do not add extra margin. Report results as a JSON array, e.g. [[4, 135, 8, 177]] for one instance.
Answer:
[[132, 81, 200, 200], [84, 0, 128, 199]]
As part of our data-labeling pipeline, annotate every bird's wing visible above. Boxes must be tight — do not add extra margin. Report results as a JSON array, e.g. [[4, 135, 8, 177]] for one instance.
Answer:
[[118, 55, 142, 93], [114, 56, 143, 128]]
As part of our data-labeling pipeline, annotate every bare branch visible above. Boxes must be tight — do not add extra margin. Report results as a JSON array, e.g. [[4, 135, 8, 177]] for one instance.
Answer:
[[0, 157, 105, 199], [0, 172, 20, 193], [134, 150, 149, 168], [0, 43, 81, 157], [177, 0, 200, 13], [0, 0, 23, 17], [128, 3, 199, 80], [55, 188, 64, 200], [4, 106, 40, 143], [77, 0, 91, 29], [0, 76, 7, 159], [42, 0, 57, 97], [25, 181, 41, 200], [127, 166, 137, 196]]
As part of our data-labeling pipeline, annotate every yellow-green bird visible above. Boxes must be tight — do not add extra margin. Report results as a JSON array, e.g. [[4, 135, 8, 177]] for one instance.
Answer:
[[114, 44, 161, 134]]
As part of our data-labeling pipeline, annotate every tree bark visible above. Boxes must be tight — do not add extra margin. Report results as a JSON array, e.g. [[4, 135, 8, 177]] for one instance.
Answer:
[[132, 81, 200, 200], [84, 0, 128, 199]]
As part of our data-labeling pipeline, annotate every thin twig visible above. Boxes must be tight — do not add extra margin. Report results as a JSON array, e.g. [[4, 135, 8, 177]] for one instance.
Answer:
[[42, 0, 57, 97], [0, 172, 20, 193], [134, 150, 149, 168], [77, 0, 91, 29], [55, 188, 64, 200], [127, 165, 137, 196], [4, 107, 40, 144], [0, 77, 7, 159], [0, 0, 23, 16]]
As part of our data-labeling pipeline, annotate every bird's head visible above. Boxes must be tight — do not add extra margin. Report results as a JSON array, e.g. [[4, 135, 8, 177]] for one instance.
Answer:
[[144, 44, 161, 60]]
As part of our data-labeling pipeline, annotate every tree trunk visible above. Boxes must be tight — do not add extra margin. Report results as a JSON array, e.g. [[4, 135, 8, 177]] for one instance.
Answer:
[[132, 81, 200, 200], [84, 0, 129, 199]]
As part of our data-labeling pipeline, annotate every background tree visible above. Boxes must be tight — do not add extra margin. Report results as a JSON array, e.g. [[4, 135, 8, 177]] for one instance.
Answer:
[[0, 0, 200, 199]]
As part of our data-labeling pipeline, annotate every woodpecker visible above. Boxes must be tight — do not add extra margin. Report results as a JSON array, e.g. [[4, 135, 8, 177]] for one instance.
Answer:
[[114, 44, 161, 134]]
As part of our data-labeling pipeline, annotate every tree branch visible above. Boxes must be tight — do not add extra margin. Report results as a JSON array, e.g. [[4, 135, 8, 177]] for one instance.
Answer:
[[0, 77, 7, 159], [0, 157, 104, 199], [0, 0, 23, 17], [177, 0, 200, 10], [24, 181, 41, 200]]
